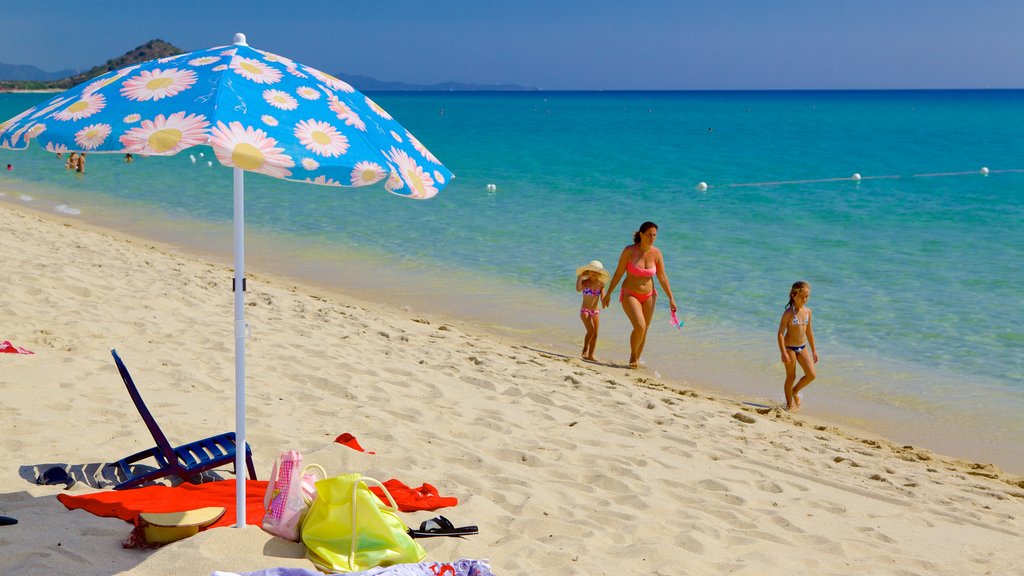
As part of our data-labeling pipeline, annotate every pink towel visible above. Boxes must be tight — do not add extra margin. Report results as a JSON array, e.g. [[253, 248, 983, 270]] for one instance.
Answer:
[[0, 340, 33, 354]]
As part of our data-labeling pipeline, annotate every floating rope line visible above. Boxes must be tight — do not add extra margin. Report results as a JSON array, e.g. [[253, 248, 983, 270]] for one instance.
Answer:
[[726, 175, 899, 188], [697, 167, 1021, 191]]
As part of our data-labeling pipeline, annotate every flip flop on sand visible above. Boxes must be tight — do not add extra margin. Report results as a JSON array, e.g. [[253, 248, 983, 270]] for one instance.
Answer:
[[0, 516, 16, 526], [407, 515, 478, 538]]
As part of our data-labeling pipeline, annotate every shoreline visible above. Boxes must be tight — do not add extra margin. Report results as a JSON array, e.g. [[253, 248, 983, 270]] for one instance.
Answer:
[[0, 199, 1020, 478], [2, 200, 1024, 574], [2, 177, 1022, 474], [2, 177, 1024, 473]]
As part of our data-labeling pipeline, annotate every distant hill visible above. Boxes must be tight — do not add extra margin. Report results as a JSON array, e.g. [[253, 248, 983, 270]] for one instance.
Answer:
[[0, 63, 77, 82], [0, 39, 183, 91], [0, 39, 535, 92], [335, 72, 537, 92]]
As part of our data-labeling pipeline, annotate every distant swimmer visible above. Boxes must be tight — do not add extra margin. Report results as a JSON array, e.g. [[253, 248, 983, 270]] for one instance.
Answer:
[[6, 164, 11, 171], [124, 153, 134, 163]]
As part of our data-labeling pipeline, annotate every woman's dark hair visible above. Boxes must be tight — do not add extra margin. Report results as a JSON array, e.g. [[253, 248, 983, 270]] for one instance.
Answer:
[[633, 221, 658, 244]]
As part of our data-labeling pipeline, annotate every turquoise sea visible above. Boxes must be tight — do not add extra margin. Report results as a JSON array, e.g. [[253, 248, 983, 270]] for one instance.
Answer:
[[2, 90, 1023, 472]]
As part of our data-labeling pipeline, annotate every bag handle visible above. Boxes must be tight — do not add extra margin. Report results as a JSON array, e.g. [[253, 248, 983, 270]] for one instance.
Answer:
[[301, 464, 328, 505], [347, 476, 400, 565], [262, 455, 282, 510]]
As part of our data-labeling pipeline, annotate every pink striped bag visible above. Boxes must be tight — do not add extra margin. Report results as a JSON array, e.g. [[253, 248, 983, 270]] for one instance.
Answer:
[[261, 450, 325, 541]]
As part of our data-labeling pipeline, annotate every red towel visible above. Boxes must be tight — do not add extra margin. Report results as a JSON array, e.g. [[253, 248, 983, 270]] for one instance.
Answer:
[[56, 480, 269, 529], [371, 479, 458, 512], [334, 433, 458, 511], [0, 340, 33, 354]]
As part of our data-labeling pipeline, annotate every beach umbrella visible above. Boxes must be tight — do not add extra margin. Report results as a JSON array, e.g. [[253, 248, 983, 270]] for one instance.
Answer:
[[0, 33, 453, 525]]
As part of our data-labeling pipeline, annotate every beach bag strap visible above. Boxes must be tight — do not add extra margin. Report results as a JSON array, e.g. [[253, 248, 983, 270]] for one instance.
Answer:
[[301, 464, 328, 505], [301, 472, 426, 572], [348, 476, 398, 562]]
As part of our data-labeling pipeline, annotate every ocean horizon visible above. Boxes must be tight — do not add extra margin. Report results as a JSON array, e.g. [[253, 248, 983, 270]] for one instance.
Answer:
[[2, 89, 1022, 473]]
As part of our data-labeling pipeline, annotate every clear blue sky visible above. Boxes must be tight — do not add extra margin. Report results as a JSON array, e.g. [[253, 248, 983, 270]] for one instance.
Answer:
[[1, 0, 1021, 90]]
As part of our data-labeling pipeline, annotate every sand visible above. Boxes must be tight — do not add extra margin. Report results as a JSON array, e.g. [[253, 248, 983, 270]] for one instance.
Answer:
[[1, 200, 1023, 576]]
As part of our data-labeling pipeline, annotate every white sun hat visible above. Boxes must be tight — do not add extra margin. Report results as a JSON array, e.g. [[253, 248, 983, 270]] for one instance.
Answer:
[[575, 260, 610, 284]]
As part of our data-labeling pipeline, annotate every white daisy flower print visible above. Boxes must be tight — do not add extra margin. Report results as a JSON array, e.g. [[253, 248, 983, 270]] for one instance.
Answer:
[[30, 96, 71, 119], [306, 175, 341, 186], [209, 121, 294, 178], [119, 112, 210, 155], [350, 161, 386, 186], [387, 147, 438, 199], [263, 89, 298, 110], [433, 170, 446, 185], [120, 68, 197, 102], [390, 130, 403, 143], [261, 115, 279, 127], [213, 65, 228, 72], [189, 56, 220, 66], [123, 113, 141, 123], [23, 123, 46, 142], [231, 57, 283, 84], [365, 96, 393, 120], [301, 158, 320, 171], [84, 72, 128, 96], [74, 123, 111, 149], [385, 171, 404, 192], [294, 119, 348, 157], [296, 86, 321, 100], [53, 93, 106, 121], [407, 131, 440, 164], [304, 67, 354, 93], [286, 67, 308, 78], [328, 96, 366, 131], [44, 141, 68, 154], [2, 107, 36, 131], [258, 50, 295, 69]]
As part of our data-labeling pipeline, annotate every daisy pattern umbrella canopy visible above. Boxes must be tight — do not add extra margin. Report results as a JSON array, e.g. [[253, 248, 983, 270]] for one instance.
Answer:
[[0, 33, 453, 524]]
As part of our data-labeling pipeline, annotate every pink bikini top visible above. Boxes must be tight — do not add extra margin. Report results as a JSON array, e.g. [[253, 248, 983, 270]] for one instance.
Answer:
[[626, 247, 656, 278]]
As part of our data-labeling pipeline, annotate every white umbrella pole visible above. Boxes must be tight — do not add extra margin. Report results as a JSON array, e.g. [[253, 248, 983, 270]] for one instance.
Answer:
[[233, 167, 247, 527]]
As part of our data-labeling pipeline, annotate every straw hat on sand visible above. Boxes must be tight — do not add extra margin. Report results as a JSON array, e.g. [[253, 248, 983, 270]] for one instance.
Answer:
[[576, 260, 610, 284]]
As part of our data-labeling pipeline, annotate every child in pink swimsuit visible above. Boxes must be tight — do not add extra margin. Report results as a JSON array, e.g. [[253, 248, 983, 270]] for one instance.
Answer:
[[576, 260, 610, 362]]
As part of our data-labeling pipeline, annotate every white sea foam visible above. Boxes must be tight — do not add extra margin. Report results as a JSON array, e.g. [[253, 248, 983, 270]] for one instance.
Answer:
[[19, 194, 32, 201], [55, 204, 81, 215]]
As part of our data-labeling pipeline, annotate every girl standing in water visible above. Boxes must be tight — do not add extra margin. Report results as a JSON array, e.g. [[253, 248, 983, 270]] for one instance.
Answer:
[[777, 280, 818, 410], [575, 260, 610, 362]]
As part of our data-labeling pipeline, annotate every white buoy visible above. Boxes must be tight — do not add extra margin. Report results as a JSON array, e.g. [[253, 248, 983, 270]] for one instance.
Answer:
[[486, 183, 496, 191], [851, 173, 862, 181], [696, 182, 708, 192], [189, 154, 196, 163], [199, 152, 205, 157], [980, 166, 989, 175], [207, 161, 213, 167]]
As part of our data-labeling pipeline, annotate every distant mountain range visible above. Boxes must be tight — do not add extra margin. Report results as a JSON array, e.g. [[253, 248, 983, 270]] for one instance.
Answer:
[[0, 39, 536, 92]]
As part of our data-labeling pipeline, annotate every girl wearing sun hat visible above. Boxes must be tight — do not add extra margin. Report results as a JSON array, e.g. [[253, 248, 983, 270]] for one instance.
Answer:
[[575, 260, 610, 361]]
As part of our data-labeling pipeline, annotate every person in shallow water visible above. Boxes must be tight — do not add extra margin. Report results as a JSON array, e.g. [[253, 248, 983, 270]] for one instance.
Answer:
[[575, 260, 610, 362], [777, 280, 818, 411], [602, 221, 677, 369]]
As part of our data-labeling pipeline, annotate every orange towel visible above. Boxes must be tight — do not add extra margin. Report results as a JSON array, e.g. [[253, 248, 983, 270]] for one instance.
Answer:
[[56, 480, 268, 529]]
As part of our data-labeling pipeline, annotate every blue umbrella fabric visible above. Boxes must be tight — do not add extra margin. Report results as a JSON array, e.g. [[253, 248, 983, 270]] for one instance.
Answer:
[[0, 36, 451, 198], [0, 34, 452, 525]]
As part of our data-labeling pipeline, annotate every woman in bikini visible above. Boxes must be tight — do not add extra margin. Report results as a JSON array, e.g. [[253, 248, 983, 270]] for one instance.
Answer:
[[576, 260, 610, 362], [777, 280, 818, 411], [602, 221, 677, 368]]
